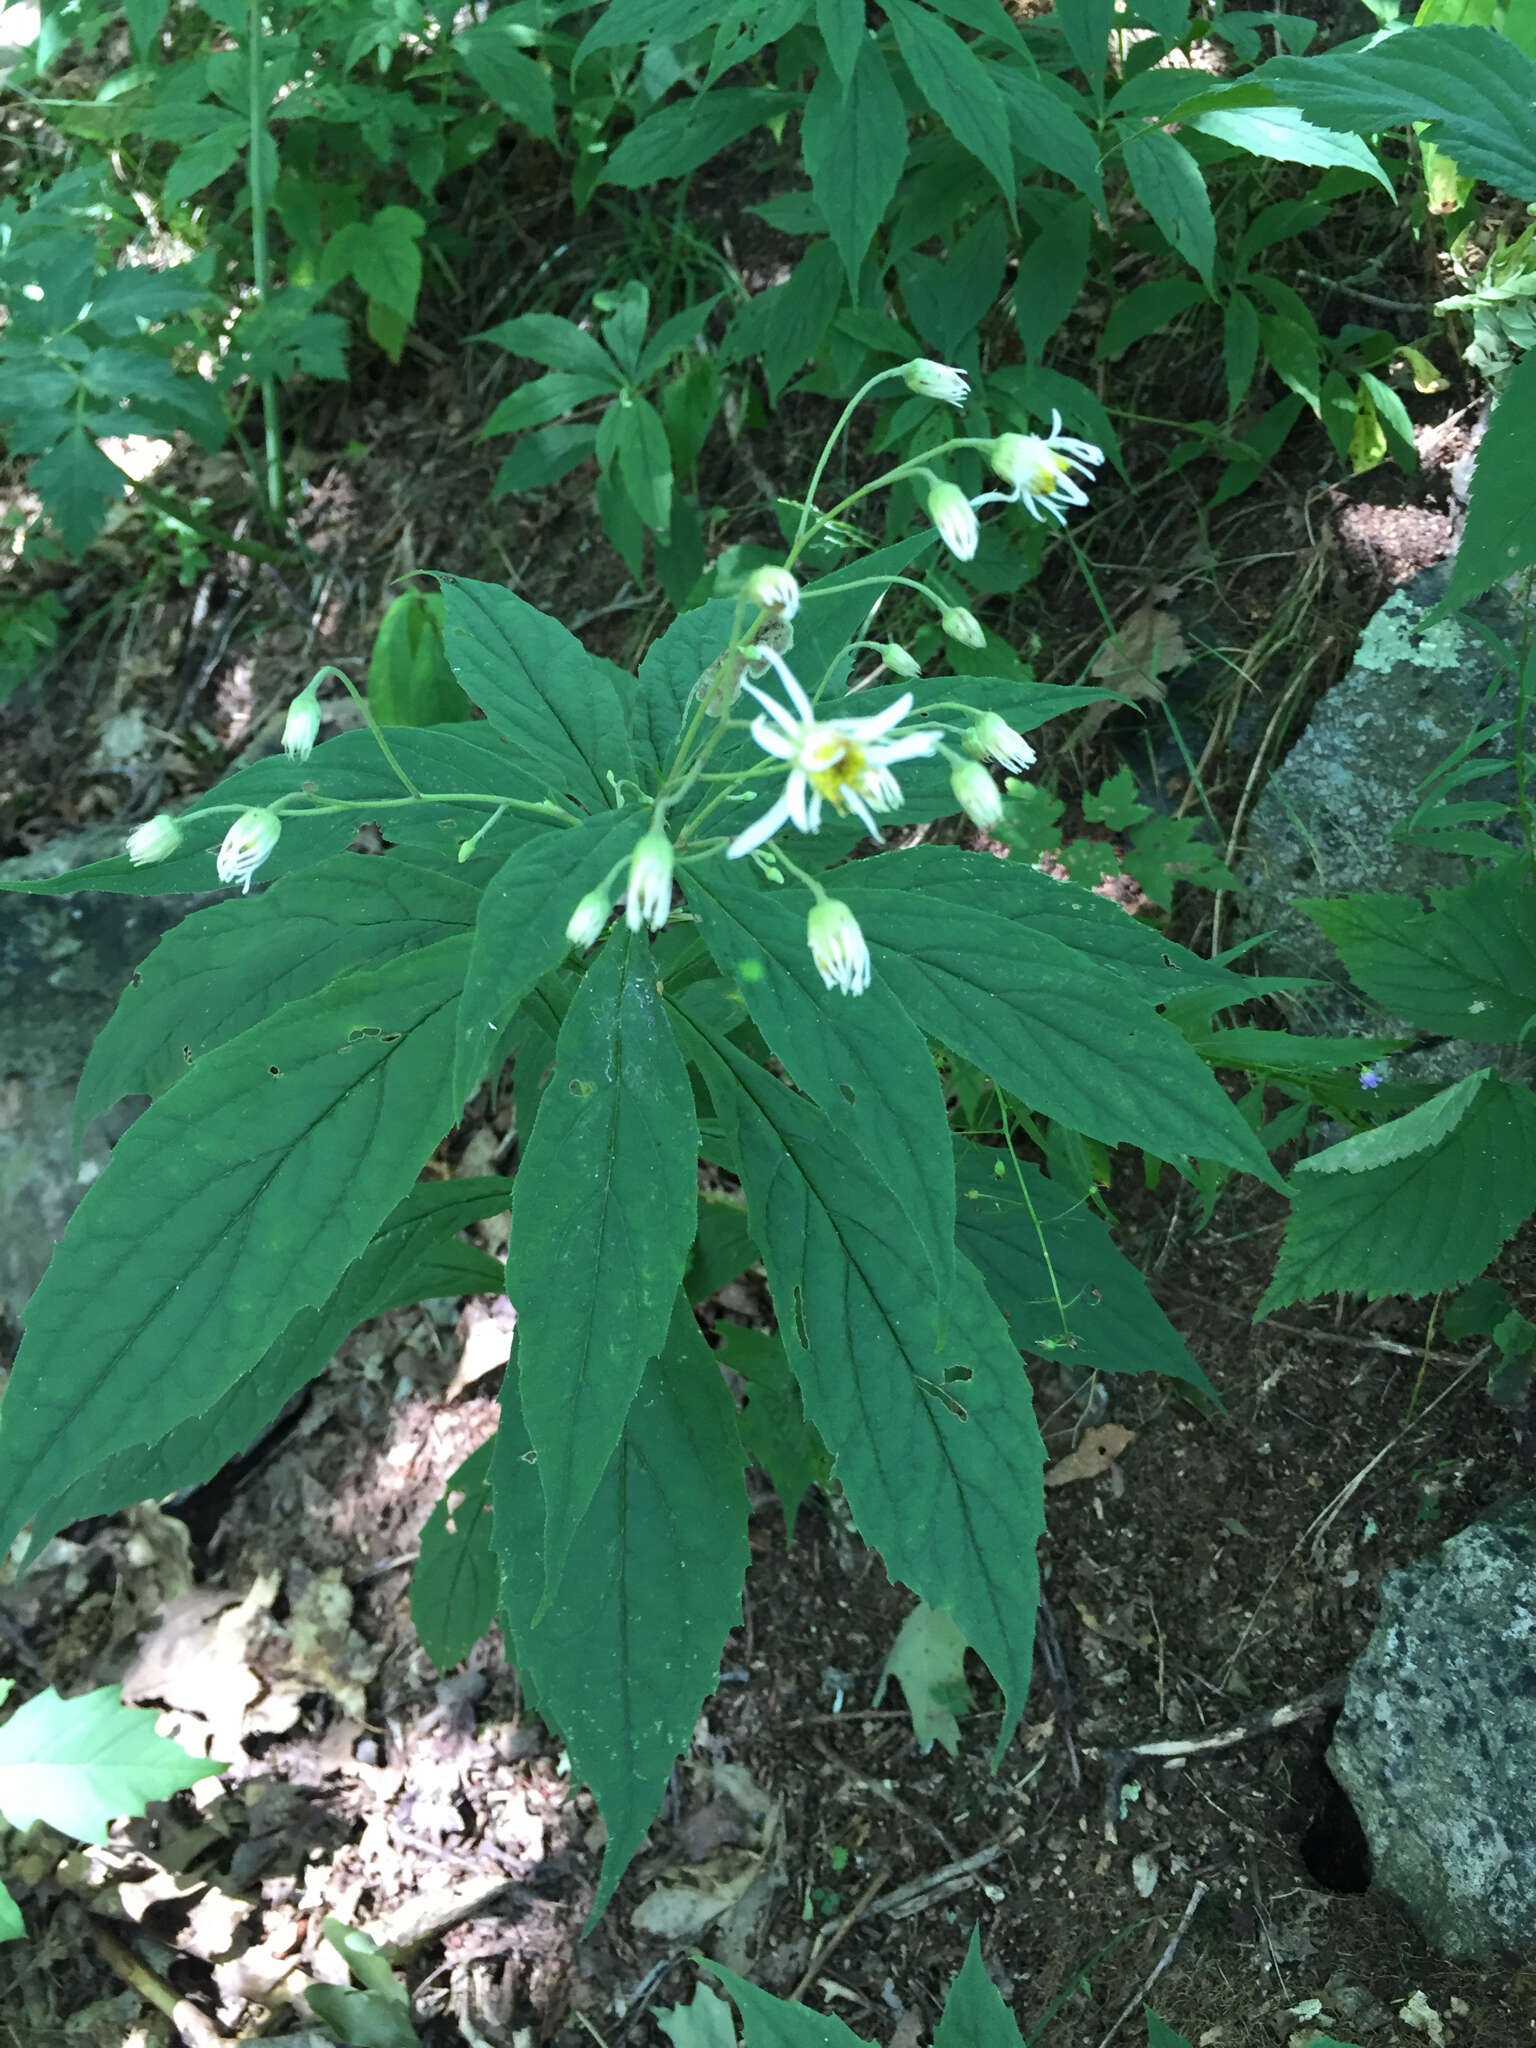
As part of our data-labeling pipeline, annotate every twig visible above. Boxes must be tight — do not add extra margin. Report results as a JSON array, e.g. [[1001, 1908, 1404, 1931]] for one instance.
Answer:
[[1086, 1681, 1345, 1819], [1094, 1881, 1208, 2048], [91, 1923, 229, 2047], [866, 1829, 1023, 1921], [787, 1865, 889, 2002]]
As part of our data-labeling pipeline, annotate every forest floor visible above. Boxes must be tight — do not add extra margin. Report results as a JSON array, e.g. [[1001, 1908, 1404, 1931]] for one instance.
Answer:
[[2, 128, 1534, 2048]]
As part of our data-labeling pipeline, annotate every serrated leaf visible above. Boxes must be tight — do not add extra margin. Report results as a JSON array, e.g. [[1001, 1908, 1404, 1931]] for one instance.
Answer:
[[435, 574, 633, 809], [1255, 23, 1536, 200], [453, 808, 647, 1103], [494, 1304, 747, 1917], [1302, 859, 1536, 1045], [1123, 126, 1215, 283], [344, 207, 424, 325], [21, 1178, 511, 1561], [1187, 104, 1394, 191], [0, 1686, 218, 1839], [1259, 1071, 1536, 1312], [802, 38, 908, 288], [0, 938, 474, 1556], [30, 429, 127, 557], [995, 71, 1106, 210], [687, 1193, 758, 1301], [1434, 347, 1536, 607], [704, 0, 807, 87], [509, 929, 699, 1598], [935, 1928, 1027, 2048], [479, 369, 618, 438], [817, 0, 864, 80], [710, 1963, 874, 2048], [688, 863, 954, 1292], [162, 122, 246, 207], [472, 312, 621, 383], [884, 0, 1014, 208], [574, 0, 725, 62], [75, 853, 481, 1154], [828, 869, 1280, 1184], [953, 1144, 1214, 1394], [1013, 195, 1092, 361], [603, 88, 790, 188], [695, 1025, 1045, 1758], [413, 1440, 496, 1671]]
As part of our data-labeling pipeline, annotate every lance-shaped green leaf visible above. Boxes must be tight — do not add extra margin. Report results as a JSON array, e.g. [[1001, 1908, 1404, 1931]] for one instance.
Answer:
[[709, 1964, 866, 2048], [453, 807, 648, 1103], [435, 574, 633, 809], [884, 0, 1015, 211], [695, 1025, 1045, 1756], [509, 929, 699, 1600], [712, 1322, 828, 1539], [934, 1929, 1027, 2048], [1301, 859, 1536, 1047], [494, 1305, 747, 1917], [802, 36, 909, 288], [1253, 23, 1536, 201], [74, 853, 482, 1154], [1433, 349, 1536, 612], [629, 596, 740, 779], [687, 862, 954, 1292], [0, 1880, 21, 1943], [1259, 1071, 1536, 1313], [830, 875, 1280, 1185], [0, 937, 474, 1554], [1123, 126, 1215, 284], [414, 1439, 497, 1672], [953, 1144, 1213, 1396], [18, 1178, 510, 1560], [0, 1686, 218, 1839]]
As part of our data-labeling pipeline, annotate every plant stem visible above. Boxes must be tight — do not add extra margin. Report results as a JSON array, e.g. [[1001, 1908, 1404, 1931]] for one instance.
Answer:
[[246, 0, 283, 524]]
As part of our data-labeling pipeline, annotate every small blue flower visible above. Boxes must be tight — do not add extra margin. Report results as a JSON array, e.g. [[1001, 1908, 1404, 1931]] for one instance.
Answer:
[[1360, 1067, 1383, 1091]]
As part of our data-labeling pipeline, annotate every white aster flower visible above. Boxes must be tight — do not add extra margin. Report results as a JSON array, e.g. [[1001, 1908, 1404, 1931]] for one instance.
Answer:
[[902, 358, 970, 408], [985, 414, 1104, 526], [746, 565, 800, 619], [125, 813, 183, 867], [807, 897, 871, 997], [727, 644, 942, 860], [927, 480, 979, 562], [216, 809, 282, 893], [281, 683, 322, 761], [951, 757, 1005, 830], [880, 642, 922, 679], [941, 607, 986, 650], [566, 888, 610, 950], [967, 711, 1037, 773], [625, 830, 675, 933]]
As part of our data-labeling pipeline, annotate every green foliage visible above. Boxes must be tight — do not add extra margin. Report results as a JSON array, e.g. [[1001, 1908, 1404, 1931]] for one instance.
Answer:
[[474, 281, 722, 605], [0, 1682, 218, 1851], [308, 1918, 419, 2047], [411, 1438, 497, 1673], [367, 590, 474, 728]]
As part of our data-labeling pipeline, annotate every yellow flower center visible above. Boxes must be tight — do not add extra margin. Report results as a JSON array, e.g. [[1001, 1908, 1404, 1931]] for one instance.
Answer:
[[1029, 452, 1067, 495], [802, 730, 869, 808]]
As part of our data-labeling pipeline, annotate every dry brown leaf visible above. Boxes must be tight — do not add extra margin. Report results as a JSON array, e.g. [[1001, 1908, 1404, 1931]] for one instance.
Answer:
[[1043, 1423, 1136, 1489], [444, 1295, 516, 1401], [1088, 602, 1191, 700]]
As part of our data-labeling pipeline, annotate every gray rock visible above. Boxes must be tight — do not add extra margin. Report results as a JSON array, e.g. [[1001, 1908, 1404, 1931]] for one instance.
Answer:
[[1237, 560, 1524, 1075], [0, 829, 194, 1319], [1328, 1503, 1536, 1958]]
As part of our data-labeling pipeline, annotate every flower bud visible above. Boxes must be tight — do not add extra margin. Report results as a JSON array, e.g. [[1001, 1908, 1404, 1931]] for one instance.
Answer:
[[565, 889, 610, 950], [807, 897, 871, 996], [967, 711, 1037, 773], [125, 814, 183, 867], [281, 683, 322, 762], [902, 359, 969, 408], [625, 830, 675, 933], [927, 481, 978, 562], [746, 565, 800, 620], [216, 808, 282, 894], [941, 607, 986, 650], [951, 758, 1004, 831], [879, 643, 921, 679]]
